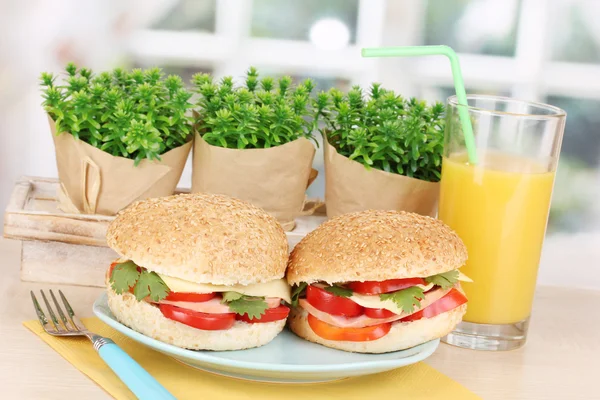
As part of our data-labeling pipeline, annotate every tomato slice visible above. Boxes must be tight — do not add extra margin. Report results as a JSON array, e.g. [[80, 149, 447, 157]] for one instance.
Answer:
[[164, 292, 216, 302], [307, 314, 391, 342], [159, 304, 235, 330], [347, 278, 427, 295], [237, 304, 290, 323], [108, 262, 118, 276], [363, 308, 398, 319], [401, 288, 467, 322], [306, 285, 363, 317]]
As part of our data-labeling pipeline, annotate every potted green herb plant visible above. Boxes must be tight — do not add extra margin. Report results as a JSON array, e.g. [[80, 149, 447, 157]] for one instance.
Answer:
[[315, 84, 444, 218], [191, 68, 318, 230], [40, 63, 193, 215]]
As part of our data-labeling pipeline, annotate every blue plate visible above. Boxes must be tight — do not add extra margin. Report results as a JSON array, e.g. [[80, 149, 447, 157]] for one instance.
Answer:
[[93, 293, 439, 383]]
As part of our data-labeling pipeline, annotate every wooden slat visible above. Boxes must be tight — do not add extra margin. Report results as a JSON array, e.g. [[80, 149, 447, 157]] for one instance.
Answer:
[[20, 240, 118, 288], [4, 179, 32, 213], [4, 178, 111, 246], [4, 213, 109, 246]]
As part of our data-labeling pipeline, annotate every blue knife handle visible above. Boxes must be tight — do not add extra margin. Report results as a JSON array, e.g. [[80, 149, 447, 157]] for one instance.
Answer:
[[95, 337, 176, 400]]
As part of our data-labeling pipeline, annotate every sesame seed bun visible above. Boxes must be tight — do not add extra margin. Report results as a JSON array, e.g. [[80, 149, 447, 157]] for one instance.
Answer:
[[288, 304, 467, 353], [106, 193, 288, 285], [107, 289, 285, 351], [287, 210, 467, 285]]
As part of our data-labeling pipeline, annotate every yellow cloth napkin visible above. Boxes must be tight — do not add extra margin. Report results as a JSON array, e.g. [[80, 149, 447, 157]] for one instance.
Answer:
[[24, 318, 480, 400]]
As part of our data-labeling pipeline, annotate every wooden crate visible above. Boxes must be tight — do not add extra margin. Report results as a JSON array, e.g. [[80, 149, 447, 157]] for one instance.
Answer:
[[4, 177, 326, 287]]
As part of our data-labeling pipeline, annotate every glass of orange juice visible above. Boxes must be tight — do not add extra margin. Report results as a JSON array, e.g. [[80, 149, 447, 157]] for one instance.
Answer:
[[439, 95, 566, 351]]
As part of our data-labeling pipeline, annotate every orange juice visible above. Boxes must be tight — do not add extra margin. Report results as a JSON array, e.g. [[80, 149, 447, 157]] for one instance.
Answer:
[[439, 152, 555, 324]]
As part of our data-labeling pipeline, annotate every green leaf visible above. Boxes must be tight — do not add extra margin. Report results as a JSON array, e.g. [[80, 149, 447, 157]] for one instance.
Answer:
[[321, 86, 444, 182], [425, 270, 459, 290], [323, 285, 353, 298], [109, 261, 140, 294], [379, 286, 425, 314], [290, 282, 308, 307], [38, 63, 193, 164], [221, 291, 244, 302], [133, 270, 170, 302], [221, 292, 269, 319], [191, 68, 314, 150]]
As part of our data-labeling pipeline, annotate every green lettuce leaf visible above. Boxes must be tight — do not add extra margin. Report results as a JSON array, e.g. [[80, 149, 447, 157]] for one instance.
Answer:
[[323, 285, 353, 297], [290, 283, 308, 307]]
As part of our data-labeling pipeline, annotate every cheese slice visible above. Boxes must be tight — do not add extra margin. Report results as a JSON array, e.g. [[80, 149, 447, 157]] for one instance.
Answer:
[[348, 294, 407, 316], [157, 275, 292, 303], [349, 284, 437, 315], [458, 271, 473, 282]]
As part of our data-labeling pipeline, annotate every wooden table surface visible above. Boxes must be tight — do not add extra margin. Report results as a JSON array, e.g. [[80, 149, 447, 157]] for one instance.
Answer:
[[0, 237, 598, 399]]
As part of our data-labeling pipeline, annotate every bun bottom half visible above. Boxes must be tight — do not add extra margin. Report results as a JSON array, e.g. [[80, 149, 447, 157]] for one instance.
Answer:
[[288, 304, 467, 354], [107, 289, 285, 351]]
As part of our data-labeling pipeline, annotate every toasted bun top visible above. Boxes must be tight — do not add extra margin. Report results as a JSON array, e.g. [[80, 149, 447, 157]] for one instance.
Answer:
[[106, 193, 288, 285], [287, 210, 467, 285]]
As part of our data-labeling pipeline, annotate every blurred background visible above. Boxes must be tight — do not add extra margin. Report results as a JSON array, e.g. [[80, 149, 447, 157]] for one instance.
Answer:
[[0, 0, 598, 287]]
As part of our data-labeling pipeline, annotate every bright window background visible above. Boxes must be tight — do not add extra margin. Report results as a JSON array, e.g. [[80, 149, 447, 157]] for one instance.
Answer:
[[250, 0, 359, 44], [0, 0, 598, 288], [424, 0, 521, 57]]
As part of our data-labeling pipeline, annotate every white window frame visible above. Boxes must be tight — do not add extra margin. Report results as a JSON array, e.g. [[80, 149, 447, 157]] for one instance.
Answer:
[[128, 0, 600, 99]]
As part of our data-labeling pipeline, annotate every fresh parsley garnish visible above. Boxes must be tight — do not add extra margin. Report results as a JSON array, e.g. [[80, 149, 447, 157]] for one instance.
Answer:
[[109, 260, 169, 301], [221, 291, 269, 319], [425, 270, 459, 290], [291, 282, 308, 307], [377, 270, 459, 313], [133, 271, 170, 302], [379, 286, 424, 314], [324, 285, 353, 298], [110, 261, 140, 294]]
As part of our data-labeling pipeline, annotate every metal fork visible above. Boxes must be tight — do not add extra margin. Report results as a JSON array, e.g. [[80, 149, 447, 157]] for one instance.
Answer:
[[31, 289, 176, 400]]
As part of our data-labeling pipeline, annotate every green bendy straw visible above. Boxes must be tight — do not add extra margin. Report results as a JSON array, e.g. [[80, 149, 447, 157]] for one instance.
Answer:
[[362, 45, 478, 165]]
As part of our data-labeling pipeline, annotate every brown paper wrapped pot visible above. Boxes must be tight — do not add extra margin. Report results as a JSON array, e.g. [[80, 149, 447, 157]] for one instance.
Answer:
[[324, 139, 439, 218], [49, 117, 192, 215], [191, 133, 316, 230]]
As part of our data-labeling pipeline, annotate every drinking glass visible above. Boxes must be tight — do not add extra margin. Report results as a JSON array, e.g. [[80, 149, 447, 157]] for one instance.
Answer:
[[438, 95, 566, 351]]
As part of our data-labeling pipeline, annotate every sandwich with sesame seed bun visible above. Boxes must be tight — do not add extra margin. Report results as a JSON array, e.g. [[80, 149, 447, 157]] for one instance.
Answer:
[[105, 193, 291, 351], [287, 209, 471, 353]]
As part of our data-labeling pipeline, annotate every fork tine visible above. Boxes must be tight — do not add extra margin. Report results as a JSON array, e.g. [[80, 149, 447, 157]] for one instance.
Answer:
[[30, 291, 55, 333], [49, 290, 73, 331], [39, 290, 62, 332], [58, 290, 86, 331]]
